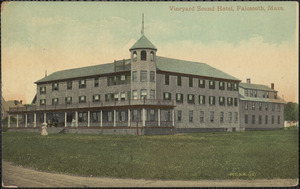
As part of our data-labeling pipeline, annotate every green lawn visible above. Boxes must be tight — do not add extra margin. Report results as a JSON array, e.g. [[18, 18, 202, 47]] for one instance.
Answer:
[[2, 129, 298, 180]]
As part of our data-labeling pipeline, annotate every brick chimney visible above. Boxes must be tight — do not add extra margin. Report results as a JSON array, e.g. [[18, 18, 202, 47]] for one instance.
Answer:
[[271, 83, 274, 89], [246, 78, 251, 84], [20, 100, 23, 104]]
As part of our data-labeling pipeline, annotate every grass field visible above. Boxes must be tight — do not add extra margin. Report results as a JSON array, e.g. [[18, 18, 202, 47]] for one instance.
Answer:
[[2, 129, 298, 180]]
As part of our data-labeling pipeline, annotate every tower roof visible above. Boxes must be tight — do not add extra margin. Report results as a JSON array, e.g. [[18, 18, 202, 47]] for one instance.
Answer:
[[129, 35, 157, 51]]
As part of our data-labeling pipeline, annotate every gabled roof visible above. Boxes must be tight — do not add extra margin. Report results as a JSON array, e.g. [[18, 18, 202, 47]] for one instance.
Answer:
[[129, 35, 157, 50], [35, 56, 240, 84], [239, 82, 276, 92], [156, 56, 240, 81]]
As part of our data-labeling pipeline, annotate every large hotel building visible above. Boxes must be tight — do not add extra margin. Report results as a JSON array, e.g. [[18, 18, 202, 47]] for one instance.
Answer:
[[7, 31, 285, 135]]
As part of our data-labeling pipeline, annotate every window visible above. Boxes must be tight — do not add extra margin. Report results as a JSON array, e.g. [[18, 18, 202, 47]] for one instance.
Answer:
[[150, 51, 154, 61], [187, 94, 195, 104], [114, 93, 119, 101], [259, 102, 262, 110], [234, 112, 238, 123], [105, 94, 110, 102], [209, 96, 216, 105], [227, 97, 233, 106], [132, 110, 138, 121], [120, 111, 126, 122], [150, 90, 155, 99], [65, 97, 72, 104], [132, 90, 138, 100], [250, 90, 253, 97], [140, 89, 147, 99], [141, 50, 147, 60], [176, 93, 183, 103], [227, 82, 232, 91], [121, 92, 126, 101], [79, 80, 86, 88], [209, 80, 215, 89], [132, 71, 137, 82], [177, 76, 181, 86], [140, 71, 147, 82], [132, 51, 137, 62], [165, 110, 171, 122], [108, 111, 113, 122], [189, 77, 193, 87], [252, 102, 255, 110], [272, 104, 275, 111], [234, 98, 238, 106], [259, 115, 262, 124], [165, 74, 169, 85], [252, 115, 255, 124], [79, 96, 86, 103], [67, 81, 72, 90], [265, 103, 269, 111], [274, 93, 277, 99], [220, 112, 224, 123], [149, 109, 155, 121], [254, 90, 257, 97], [245, 89, 248, 97], [277, 104, 281, 112], [272, 116, 274, 124], [40, 99, 46, 105], [229, 112, 232, 123], [52, 83, 59, 91], [219, 97, 225, 106], [233, 83, 238, 91], [163, 92, 171, 100], [93, 95, 100, 102], [94, 78, 99, 87], [150, 71, 155, 82], [265, 115, 268, 124], [40, 87, 46, 94], [121, 75, 126, 84], [52, 98, 59, 105], [189, 110, 193, 122], [78, 112, 87, 122], [200, 111, 204, 123], [210, 111, 214, 123], [199, 79, 205, 88], [199, 95, 205, 105], [263, 92, 269, 98], [219, 81, 225, 90], [278, 116, 280, 124], [107, 76, 113, 86], [245, 102, 248, 110], [92, 112, 100, 122], [245, 114, 248, 124], [177, 110, 182, 122]]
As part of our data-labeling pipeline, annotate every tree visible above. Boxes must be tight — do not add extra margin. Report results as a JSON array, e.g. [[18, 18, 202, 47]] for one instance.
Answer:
[[284, 102, 299, 122]]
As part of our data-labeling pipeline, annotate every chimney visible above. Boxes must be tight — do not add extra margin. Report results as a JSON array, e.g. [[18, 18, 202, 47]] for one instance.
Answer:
[[114, 60, 116, 72], [20, 100, 23, 104], [271, 83, 274, 89], [246, 78, 251, 84]]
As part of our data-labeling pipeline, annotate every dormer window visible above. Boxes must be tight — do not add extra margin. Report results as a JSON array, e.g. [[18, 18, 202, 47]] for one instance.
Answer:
[[141, 50, 147, 61]]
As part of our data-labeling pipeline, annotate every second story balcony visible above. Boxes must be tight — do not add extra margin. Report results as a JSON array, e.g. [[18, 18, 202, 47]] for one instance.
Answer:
[[9, 99, 176, 113]]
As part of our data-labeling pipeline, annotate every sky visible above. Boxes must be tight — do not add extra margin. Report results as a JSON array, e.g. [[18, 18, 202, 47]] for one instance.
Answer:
[[1, 2, 298, 103]]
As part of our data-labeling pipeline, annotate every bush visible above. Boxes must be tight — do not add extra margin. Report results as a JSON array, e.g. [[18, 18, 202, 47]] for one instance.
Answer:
[[2, 125, 8, 132]]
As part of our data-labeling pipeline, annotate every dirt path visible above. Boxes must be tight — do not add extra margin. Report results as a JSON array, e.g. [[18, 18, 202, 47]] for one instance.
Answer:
[[2, 161, 298, 187]]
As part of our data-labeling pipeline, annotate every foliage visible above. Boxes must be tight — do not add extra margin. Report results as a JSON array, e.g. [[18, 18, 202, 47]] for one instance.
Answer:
[[1, 116, 17, 125], [2, 130, 298, 180], [284, 102, 299, 122]]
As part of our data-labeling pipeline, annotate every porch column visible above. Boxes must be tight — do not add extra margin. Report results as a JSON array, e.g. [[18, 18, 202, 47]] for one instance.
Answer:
[[128, 109, 131, 127], [8, 115, 11, 128], [25, 114, 28, 128], [64, 112, 67, 127], [16, 114, 19, 128], [44, 113, 46, 123], [158, 109, 161, 127], [88, 111, 90, 127], [113, 110, 116, 127], [172, 109, 175, 127], [34, 113, 36, 128], [75, 111, 78, 127], [142, 108, 145, 127], [100, 110, 102, 127]]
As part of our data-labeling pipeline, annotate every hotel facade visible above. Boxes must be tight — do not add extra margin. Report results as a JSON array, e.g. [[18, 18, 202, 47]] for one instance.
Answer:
[[7, 33, 285, 134]]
